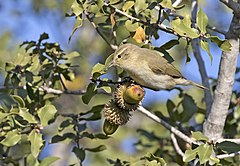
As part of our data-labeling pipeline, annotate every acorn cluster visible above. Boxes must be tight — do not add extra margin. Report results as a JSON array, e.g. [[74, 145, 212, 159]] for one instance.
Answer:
[[103, 82, 145, 135]]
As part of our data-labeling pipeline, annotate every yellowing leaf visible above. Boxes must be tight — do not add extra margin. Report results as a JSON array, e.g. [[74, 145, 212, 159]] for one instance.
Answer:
[[133, 27, 145, 43], [62, 75, 86, 90], [110, 13, 116, 29]]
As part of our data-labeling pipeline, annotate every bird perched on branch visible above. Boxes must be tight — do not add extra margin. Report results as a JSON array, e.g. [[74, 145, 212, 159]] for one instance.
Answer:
[[108, 43, 207, 91]]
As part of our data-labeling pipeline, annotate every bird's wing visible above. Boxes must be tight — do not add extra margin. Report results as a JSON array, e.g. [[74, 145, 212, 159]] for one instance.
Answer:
[[145, 50, 183, 78]]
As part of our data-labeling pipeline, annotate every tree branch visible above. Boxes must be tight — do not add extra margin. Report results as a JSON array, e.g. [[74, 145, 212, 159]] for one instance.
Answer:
[[84, 10, 118, 50], [137, 106, 199, 145], [0, 86, 86, 95], [217, 151, 240, 159], [104, 3, 181, 37], [191, 0, 213, 116], [171, 133, 185, 157], [216, 138, 240, 144], [203, 7, 240, 140]]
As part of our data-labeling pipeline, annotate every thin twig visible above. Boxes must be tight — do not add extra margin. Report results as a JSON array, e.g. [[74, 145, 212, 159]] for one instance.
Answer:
[[217, 151, 240, 159], [137, 106, 199, 145], [191, 0, 213, 116], [0, 86, 86, 95], [216, 138, 240, 144], [104, 3, 179, 37], [40, 85, 86, 95], [84, 10, 118, 50], [171, 133, 185, 157]]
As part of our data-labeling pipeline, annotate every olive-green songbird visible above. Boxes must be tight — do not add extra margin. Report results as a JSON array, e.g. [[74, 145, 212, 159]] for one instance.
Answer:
[[109, 43, 207, 91]]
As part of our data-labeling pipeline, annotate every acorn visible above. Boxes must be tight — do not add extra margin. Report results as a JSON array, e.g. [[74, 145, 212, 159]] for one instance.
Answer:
[[114, 83, 145, 111], [103, 119, 119, 135], [123, 84, 145, 104], [103, 99, 131, 125]]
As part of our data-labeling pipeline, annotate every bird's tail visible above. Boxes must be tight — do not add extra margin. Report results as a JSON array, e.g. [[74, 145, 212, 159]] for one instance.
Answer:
[[188, 80, 208, 90]]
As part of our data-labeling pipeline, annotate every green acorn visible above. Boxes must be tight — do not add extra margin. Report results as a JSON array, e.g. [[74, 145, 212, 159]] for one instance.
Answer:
[[103, 119, 119, 135], [114, 83, 145, 110]]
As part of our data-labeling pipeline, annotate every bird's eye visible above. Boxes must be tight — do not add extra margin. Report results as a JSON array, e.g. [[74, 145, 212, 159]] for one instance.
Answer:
[[117, 55, 121, 58]]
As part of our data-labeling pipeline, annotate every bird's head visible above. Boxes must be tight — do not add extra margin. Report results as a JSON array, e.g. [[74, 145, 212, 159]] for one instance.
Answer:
[[108, 43, 138, 69]]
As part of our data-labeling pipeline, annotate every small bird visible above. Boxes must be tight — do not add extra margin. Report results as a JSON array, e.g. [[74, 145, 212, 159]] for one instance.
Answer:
[[109, 43, 207, 91]]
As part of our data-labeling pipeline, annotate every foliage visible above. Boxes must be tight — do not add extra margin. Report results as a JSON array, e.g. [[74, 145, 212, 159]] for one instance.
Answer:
[[0, 0, 240, 166], [0, 34, 107, 165]]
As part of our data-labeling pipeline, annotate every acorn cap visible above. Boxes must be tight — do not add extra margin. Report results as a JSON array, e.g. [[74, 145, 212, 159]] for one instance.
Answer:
[[103, 99, 131, 125]]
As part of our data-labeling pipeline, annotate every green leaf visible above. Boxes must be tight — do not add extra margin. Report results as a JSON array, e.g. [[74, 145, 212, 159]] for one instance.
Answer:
[[166, 99, 175, 118], [162, 10, 170, 21], [72, 147, 85, 162], [191, 131, 209, 141], [65, 51, 80, 59], [39, 33, 49, 43], [82, 83, 97, 104], [125, 20, 139, 32], [85, 145, 107, 152], [217, 141, 240, 153], [198, 144, 213, 164], [0, 112, 10, 121], [200, 40, 212, 62], [69, 16, 83, 43], [91, 63, 106, 80], [28, 130, 44, 158], [40, 156, 60, 166], [37, 105, 57, 127], [71, 0, 83, 16], [27, 154, 39, 166], [105, 53, 114, 69], [100, 85, 112, 93], [160, 0, 174, 11], [209, 157, 220, 165], [142, 153, 166, 165], [182, 14, 191, 27], [209, 36, 231, 52], [122, 1, 134, 11], [94, 133, 110, 139], [0, 130, 21, 147], [170, 18, 200, 39], [197, 8, 208, 33], [183, 148, 198, 162], [51, 133, 76, 144], [5, 62, 15, 72], [160, 39, 179, 50], [26, 83, 35, 100], [180, 94, 197, 122], [134, 0, 148, 14], [19, 108, 37, 124], [109, 0, 121, 5]]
